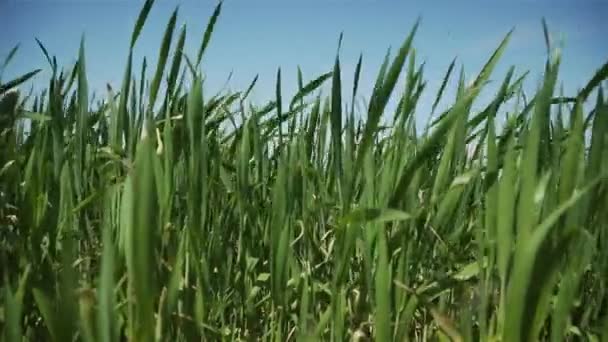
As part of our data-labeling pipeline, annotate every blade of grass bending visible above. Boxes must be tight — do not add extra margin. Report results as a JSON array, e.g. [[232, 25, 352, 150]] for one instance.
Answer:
[[472, 29, 513, 89], [35, 38, 55, 70], [578, 59, 608, 102], [131, 0, 155, 48], [196, 1, 222, 67], [0, 70, 41, 96], [241, 74, 258, 103], [0, 43, 20, 79], [289, 71, 332, 110]]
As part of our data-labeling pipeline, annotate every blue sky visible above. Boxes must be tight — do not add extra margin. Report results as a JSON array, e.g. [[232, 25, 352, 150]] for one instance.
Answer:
[[1, 0, 607, 125]]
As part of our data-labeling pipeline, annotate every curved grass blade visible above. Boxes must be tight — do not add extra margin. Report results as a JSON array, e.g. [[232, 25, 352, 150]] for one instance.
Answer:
[[196, 1, 222, 67], [130, 0, 155, 48], [0, 69, 41, 95], [0, 43, 20, 78], [35, 38, 56, 70], [241, 74, 259, 103], [578, 60, 608, 102], [472, 28, 513, 89], [289, 71, 332, 110]]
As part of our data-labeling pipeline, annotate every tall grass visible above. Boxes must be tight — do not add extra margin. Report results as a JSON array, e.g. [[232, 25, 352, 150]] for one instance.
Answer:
[[2, 1, 608, 340]]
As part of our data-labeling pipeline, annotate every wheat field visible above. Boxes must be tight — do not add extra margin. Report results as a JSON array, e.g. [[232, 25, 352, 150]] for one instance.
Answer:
[[1, 0, 608, 341]]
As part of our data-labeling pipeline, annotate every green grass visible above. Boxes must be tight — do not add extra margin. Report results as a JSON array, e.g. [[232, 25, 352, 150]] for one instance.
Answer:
[[2, 1, 608, 340]]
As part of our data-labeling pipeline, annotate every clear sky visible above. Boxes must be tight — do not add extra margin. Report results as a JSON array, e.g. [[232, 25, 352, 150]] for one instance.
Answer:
[[1, 0, 607, 125]]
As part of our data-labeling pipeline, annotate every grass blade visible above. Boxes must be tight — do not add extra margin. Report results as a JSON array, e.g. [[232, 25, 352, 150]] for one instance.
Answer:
[[196, 1, 222, 67]]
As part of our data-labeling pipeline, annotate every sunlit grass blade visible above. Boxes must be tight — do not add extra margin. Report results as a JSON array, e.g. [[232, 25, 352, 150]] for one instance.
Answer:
[[504, 176, 605, 342], [2, 6, 608, 341], [551, 230, 594, 342], [517, 53, 560, 239]]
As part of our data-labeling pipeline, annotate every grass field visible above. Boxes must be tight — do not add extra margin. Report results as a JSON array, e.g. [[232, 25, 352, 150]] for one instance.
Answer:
[[1, 0, 608, 341]]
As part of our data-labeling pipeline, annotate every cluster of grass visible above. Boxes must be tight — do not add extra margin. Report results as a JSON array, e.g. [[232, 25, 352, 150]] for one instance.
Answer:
[[2, 0, 608, 340]]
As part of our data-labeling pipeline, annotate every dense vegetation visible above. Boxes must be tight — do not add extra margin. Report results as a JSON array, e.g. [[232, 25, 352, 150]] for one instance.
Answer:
[[1, 1, 607, 340]]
